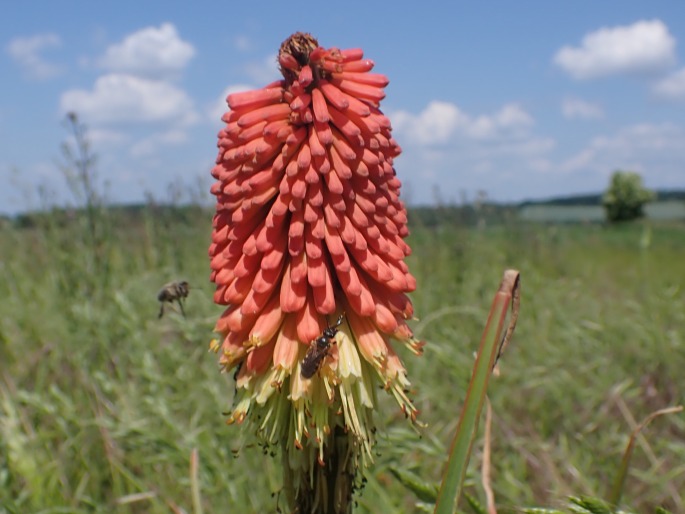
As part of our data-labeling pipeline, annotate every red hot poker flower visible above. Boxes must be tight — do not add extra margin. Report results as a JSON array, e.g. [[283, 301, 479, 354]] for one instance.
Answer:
[[209, 32, 424, 510]]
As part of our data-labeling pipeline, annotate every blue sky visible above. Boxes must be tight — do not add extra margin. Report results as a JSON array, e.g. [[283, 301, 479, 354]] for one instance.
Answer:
[[2, 1, 685, 214]]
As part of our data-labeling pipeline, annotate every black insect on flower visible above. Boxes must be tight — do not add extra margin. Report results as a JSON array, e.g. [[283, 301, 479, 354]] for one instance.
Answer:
[[300, 314, 345, 379]]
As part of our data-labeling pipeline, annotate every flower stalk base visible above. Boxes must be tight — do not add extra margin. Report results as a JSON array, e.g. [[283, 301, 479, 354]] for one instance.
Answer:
[[284, 425, 357, 514]]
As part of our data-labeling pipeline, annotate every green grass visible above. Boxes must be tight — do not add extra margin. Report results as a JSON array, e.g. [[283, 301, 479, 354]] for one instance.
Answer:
[[1, 209, 683, 513]]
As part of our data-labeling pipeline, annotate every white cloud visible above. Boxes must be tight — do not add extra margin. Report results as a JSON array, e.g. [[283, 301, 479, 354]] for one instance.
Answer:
[[390, 101, 533, 145], [389, 100, 557, 202], [561, 98, 604, 120], [55, 23, 199, 167], [467, 104, 534, 139], [130, 129, 189, 157], [88, 128, 128, 145], [389, 100, 685, 203], [60, 73, 198, 125], [554, 20, 676, 79], [495, 103, 534, 127], [653, 68, 685, 100], [559, 123, 685, 187], [391, 101, 465, 145], [98, 23, 195, 79], [6, 33, 63, 79]]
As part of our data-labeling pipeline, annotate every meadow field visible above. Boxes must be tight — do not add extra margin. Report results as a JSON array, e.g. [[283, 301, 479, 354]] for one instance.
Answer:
[[1, 207, 683, 513]]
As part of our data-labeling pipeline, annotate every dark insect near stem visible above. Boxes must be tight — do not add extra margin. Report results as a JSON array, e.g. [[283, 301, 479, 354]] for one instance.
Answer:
[[157, 280, 189, 318], [233, 360, 243, 382], [300, 314, 345, 379]]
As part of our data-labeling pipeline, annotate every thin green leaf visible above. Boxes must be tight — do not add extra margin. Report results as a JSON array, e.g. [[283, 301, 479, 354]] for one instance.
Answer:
[[388, 467, 439, 504], [463, 491, 486, 514], [569, 496, 613, 514]]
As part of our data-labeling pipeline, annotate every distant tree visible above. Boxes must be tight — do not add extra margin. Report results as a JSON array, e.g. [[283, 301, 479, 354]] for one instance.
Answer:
[[602, 170, 655, 223]]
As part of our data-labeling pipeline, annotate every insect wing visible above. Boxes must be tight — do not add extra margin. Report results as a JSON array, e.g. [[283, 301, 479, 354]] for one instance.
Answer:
[[301, 341, 328, 379]]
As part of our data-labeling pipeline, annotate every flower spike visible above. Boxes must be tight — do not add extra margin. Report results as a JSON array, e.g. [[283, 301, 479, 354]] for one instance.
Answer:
[[209, 32, 424, 512]]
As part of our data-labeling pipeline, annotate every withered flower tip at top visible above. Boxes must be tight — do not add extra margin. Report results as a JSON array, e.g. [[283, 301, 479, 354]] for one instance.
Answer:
[[208, 31, 424, 506]]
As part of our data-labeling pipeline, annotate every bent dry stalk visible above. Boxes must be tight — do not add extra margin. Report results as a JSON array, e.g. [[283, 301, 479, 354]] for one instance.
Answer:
[[208, 32, 424, 512], [609, 405, 683, 508]]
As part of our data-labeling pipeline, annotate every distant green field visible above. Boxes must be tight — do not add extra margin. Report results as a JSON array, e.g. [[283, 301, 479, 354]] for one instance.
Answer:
[[520, 200, 685, 223], [1, 209, 684, 513]]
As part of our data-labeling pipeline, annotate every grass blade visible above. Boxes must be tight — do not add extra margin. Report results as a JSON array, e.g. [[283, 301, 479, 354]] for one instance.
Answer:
[[434, 270, 520, 514], [190, 447, 203, 514], [608, 405, 683, 507]]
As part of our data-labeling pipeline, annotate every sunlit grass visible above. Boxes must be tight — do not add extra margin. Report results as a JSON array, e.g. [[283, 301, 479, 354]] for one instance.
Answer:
[[1, 210, 683, 513]]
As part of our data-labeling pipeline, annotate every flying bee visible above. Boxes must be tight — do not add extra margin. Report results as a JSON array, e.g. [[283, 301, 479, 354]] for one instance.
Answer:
[[300, 314, 345, 379], [157, 280, 189, 318]]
